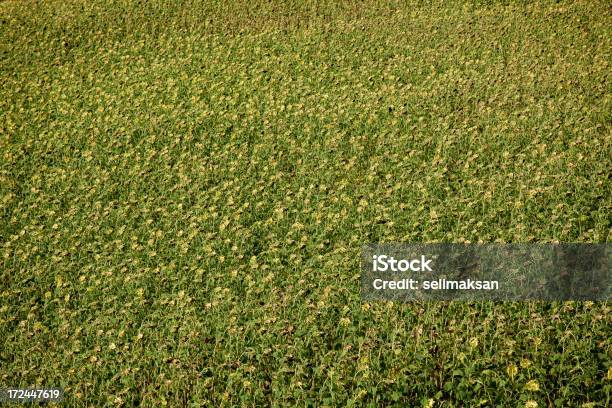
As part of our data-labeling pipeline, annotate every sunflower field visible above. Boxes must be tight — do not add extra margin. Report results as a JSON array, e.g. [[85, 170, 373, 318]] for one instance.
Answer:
[[1, 0, 610, 406]]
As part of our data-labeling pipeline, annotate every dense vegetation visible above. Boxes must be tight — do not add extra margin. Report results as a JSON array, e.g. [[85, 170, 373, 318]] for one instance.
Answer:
[[1, 0, 610, 406]]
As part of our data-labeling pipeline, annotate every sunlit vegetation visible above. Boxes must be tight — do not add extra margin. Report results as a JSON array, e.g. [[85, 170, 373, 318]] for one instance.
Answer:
[[1, 0, 610, 406]]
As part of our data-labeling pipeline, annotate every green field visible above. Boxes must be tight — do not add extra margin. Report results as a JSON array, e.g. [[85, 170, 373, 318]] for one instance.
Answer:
[[1, 0, 611, 406]]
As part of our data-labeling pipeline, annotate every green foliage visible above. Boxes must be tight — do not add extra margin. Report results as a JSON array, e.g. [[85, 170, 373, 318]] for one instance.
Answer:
[[1, 0, 610, 406]]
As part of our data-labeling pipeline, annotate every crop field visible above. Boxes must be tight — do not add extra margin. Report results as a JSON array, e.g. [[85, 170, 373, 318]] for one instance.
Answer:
[[1, 0, 611, 406]]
